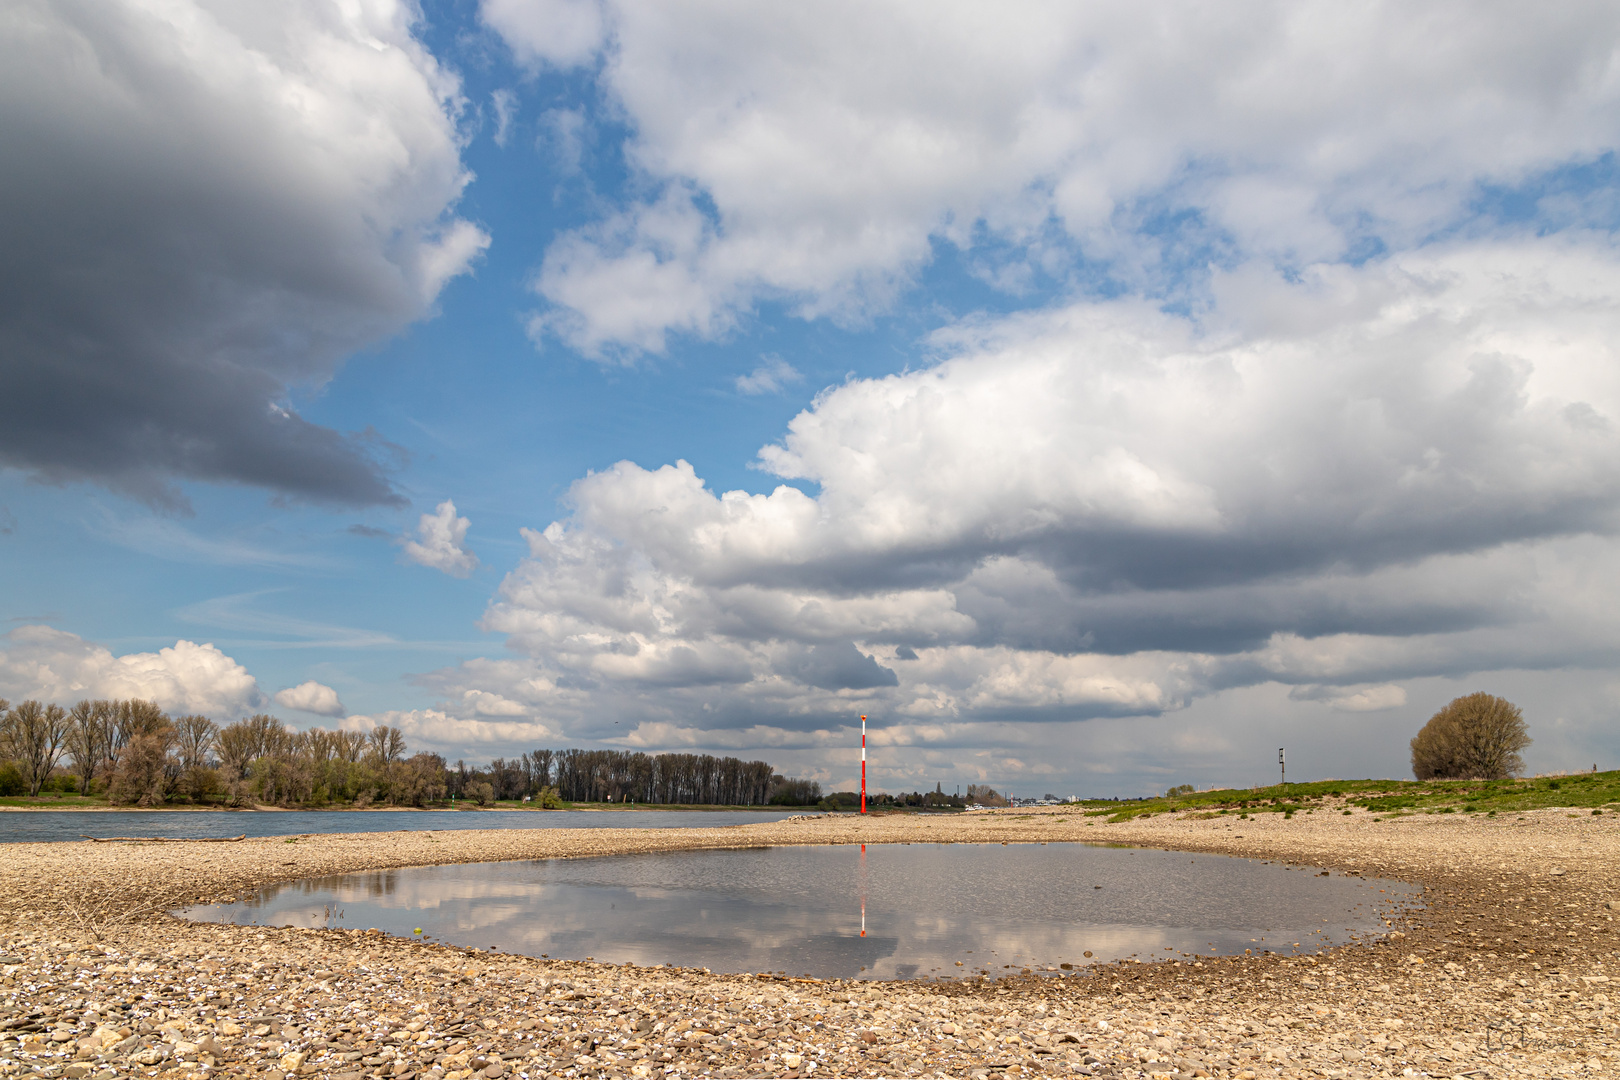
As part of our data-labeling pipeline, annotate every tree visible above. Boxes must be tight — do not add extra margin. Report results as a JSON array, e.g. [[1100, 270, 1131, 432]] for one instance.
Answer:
[[174, 715, 217, 771], [65, 700, 115, 795], [367, 725, 405, 766], [215, 713, 287, 798], [107, 708, 175, 806], [116, 699, 170, 744], [334, 730, 366, 764], [1411, 692, 1531, 780], [173, 714, 219, 801], [2, 700, 71, 797], [966, 783, 1007, 807]]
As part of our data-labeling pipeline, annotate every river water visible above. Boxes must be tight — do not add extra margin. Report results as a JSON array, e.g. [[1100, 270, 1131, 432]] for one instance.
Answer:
[[0, 808, 798, 844]]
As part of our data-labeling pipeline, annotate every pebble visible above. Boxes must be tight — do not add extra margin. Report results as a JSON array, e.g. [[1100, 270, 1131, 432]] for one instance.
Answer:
[[0, 805, 1613, 1077]]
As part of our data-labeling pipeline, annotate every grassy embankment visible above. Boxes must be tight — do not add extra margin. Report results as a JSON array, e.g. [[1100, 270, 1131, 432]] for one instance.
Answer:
[[0, 791, 109, 809], [1079, 768, 1620, 822]]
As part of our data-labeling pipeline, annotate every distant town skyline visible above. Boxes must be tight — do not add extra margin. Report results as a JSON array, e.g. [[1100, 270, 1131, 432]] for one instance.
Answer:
[[5, 1, 1620, 795]]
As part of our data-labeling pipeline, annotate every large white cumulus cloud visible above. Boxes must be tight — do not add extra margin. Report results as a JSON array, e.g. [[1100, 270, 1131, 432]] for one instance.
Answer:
[[450, 237, 1620, 750], [489, 0, 1620, 354], [0, 626, 264, 718], [0, 0, 487, 505]]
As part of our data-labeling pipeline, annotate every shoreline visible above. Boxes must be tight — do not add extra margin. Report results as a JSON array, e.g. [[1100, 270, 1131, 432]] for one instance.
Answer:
[[1, 803, 1613, 1078], [0, 804, 809, 814]]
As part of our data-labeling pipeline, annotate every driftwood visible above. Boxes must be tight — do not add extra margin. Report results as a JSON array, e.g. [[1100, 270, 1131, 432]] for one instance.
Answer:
[[79, 833, 248, 843]]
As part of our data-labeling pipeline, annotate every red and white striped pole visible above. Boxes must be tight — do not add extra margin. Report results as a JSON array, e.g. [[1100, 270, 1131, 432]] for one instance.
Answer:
[[860, 714, 867, 814]]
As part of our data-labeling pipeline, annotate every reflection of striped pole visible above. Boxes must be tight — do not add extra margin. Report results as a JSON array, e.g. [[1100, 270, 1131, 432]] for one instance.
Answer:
[[860, 715, 867, 814], [859, 843, 866, 936]]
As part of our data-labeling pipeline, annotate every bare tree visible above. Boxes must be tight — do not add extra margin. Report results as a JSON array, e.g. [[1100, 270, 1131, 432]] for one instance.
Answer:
[[64, 700, 115, 795], [1411, 692, 1532, 780], [367, 725, 405, 766], [107, 705, 175, 806], [116, 699, 170, 743], [3, 700, 71, 797], [173, 715, 218, 772], [215, 714, 287, 805], [171, 714, 219, 801], [334, 730, 366, 764]]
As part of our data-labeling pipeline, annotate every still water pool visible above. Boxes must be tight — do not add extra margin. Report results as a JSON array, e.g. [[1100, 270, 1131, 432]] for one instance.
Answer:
[[180, 843, 1418, 981]]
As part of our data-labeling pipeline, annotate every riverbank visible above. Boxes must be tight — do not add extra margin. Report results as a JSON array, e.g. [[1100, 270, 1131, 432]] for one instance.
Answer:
[[0, 803, 1613, 1078], [0, 803, 804, 813]]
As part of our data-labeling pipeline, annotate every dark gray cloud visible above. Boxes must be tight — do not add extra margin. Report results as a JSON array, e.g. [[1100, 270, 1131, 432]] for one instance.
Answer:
[[0, 0, 486, 508], [782, 642, 898, 691]]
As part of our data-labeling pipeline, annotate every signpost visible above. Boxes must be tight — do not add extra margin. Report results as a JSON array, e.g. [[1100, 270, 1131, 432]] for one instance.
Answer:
[[1279, 747, 1286, 786], [860, 714, 867, 814]]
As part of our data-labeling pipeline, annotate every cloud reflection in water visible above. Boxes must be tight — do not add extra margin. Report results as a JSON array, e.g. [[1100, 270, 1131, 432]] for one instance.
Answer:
[[182, 844, 1418, 980]]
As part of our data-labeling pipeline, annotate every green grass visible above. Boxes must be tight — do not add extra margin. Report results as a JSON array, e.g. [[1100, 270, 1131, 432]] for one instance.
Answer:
[[1071, 770, 1620, 821], [0, 791, 110, 809]]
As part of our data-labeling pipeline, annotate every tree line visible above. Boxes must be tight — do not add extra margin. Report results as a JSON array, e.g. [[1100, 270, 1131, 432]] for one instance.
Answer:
[[464, 748, 821, 807], [0, 698, 821, 808]]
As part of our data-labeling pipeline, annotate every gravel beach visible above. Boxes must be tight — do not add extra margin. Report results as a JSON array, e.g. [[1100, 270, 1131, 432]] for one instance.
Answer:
[[0, 803, 1613, 1079]]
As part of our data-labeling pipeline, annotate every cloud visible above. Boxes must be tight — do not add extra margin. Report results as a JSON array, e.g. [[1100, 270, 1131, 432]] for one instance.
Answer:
[[492, 89, 519, 147], [481, 0, 605, 70], [781, 642, 898, 691], [273, 680, 346, 717], [1287, 683, 1408, 713], [402, 236, 1620, 761], [0, 0, 487, 507], [0, 625, 264, 717], [735, 356, 804, 395], [343, 708, 554, 752], [401, 500, 480, 577], [496, 0, 1620, 354]]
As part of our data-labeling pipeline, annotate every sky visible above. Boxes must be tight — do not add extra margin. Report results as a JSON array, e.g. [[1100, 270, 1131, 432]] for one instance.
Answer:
[[5, 0, 1620, 797]]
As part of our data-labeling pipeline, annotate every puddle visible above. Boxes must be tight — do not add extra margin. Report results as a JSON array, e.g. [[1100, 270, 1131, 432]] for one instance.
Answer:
[[179, 843, 1419, 981]]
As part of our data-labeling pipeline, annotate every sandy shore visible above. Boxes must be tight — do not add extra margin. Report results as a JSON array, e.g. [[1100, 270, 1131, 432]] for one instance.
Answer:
[[0, 803, 1614, 1079]]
